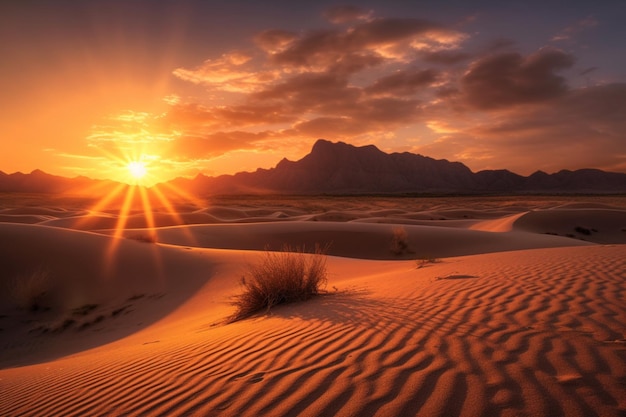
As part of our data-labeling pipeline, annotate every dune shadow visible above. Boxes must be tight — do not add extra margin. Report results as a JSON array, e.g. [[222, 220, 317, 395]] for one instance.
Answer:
[[0, 224, 217, 369]]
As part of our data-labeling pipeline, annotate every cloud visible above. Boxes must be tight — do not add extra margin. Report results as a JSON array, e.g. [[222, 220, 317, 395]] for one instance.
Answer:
[[461, 48, 575, 109], [252, 72, 361, 113], [552, 16, 598, 42], [267, 17, 466, 69], [160, 9, 623, 178], [293, 97, 421, 138], [365, 68, 439, 96], [254, 30, 298, 54], [417, 83, 626, 174], [419, 50, 471, 65], [172, 52, 278, 93], [323, 5, 372, 24]]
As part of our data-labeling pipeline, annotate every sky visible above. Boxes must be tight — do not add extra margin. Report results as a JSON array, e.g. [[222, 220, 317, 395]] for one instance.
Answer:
[[1, 0, 625, 185]]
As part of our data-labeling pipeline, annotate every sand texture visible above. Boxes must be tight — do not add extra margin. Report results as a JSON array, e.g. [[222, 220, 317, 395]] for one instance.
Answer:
[[1, 195, 625, 416]]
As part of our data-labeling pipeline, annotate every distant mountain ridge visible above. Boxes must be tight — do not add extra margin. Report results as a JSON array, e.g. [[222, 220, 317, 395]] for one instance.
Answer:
[[2, 140, 625, 195], [170, 139, 626, 195], [0, 169, 115, 194]]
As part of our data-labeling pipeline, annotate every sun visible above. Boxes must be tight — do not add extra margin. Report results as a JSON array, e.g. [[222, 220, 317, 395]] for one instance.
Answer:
[[127, 161, 147, 180]]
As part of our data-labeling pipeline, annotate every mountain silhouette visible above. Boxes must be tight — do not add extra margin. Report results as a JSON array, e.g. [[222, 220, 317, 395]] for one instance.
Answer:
[[169, 139, 626, 195], [2, 140, 625, 195]]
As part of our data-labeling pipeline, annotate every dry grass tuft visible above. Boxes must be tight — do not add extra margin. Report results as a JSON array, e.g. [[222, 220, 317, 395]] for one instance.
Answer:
[[127, 233, 157, 243], [229, 246, 328, 322], [415, 255, 440, 269]]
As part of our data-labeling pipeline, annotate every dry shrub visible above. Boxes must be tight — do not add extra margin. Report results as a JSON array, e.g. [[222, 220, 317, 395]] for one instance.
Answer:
[[9, 268, 51, 311], [390, 226, 410, 255], [230, 246, 328, 322], [128, 233, 157, 243], [415, 255, 440, 269]]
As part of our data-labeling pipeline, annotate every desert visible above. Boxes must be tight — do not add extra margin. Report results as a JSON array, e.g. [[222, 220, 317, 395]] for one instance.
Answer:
[[1, 193, 625, 416], [3, 1, 626, 415]]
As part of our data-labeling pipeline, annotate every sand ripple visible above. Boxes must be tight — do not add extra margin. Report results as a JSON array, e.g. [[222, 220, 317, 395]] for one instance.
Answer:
[[2, 245, 624, 416]]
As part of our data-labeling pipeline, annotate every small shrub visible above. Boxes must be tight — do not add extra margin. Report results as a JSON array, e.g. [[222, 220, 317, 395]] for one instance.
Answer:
[[390, 226, 410, 255], [128, 234, 157, 243], [574, 226, 592, 236], [229, 246, 328, 322], [415, 256, 440, 269], [8, 268, 51, 311], [72, 303, 98, 316]]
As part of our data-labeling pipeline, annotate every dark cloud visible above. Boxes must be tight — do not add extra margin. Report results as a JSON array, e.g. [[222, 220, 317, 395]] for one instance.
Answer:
[[269, 17, 464, 69], [252, 72, 362, 114], [348, 97, 420, 123], [419, 50, 471, 65], [418, 83, 626, 174], [254, 73, 350, 100], [166, 10, 623, 176], [293, 116, 371, 137], [461, 48, 575, 109], [293, 97, 420, 138], [161, 101, 295, 132], [166, 14, 464, 161], [365, 69, 439, 96], [323, 5, 372, 24], [348, 17, 441, 45], [487, 38, 517, 52], [253, 29, 297, 54]]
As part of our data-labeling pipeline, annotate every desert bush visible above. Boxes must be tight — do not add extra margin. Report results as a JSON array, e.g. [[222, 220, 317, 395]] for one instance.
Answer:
[[574, 226, 592, 236], [8, 268, 51, 311], [128, 233, 157, 243], [415, 255, 440, 269], [390, 226, 410, 255], [229, 246, 328, 322]]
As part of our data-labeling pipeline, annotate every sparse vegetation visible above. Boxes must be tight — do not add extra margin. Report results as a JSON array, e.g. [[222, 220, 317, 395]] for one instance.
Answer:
[[72, 304, 98, 316], [574, 226, 592, 236], [415, 255, 440, 269], [229, 246, 328, 322], [127, 294, 146, 301], [112, 305, 131, 317], [128, 234, 157, 243], [8, 268, 51, 311], [390, 226, 411, 255]]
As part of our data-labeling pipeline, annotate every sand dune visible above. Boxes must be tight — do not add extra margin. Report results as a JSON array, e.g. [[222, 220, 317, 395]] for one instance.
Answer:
[[110, 221, 594, 260], [512, 208, 626, 243], [1, 245, 624, 416], [1, 195, 625, 416]]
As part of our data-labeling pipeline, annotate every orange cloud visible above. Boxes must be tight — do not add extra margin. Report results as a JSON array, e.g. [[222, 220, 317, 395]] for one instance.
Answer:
[[118, 10, 624, 178], [172, 52, 278, 93]]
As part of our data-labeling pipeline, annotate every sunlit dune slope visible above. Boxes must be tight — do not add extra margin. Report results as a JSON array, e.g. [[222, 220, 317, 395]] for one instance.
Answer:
[[1, 244, 625, 416]]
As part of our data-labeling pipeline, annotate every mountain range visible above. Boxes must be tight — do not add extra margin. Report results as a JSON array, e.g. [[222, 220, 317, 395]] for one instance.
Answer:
[[2, 140, 625, 195]]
